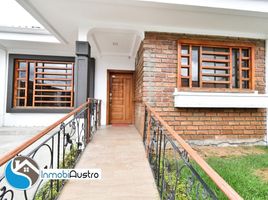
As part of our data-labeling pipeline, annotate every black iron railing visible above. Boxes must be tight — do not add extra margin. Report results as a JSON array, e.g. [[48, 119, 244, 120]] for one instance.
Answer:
[[143, 102, 242, 200], [0, 98, 101, 200]]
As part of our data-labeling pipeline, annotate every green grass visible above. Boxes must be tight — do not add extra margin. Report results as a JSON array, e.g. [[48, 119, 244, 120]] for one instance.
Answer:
[[157, 146, 268, 200], [193, 146, 268, 200]]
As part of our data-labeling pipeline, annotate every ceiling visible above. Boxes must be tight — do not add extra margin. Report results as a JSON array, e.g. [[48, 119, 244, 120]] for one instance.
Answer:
[[1, 0, 268, 57], [88, 28, 143, 57], [140, 0, 268, 13]]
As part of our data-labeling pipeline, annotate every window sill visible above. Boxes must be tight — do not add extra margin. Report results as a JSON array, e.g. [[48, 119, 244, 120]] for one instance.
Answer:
[[173, 89, 268, 108], [178, 87, 255, 93], [7, 107, 73, 114]]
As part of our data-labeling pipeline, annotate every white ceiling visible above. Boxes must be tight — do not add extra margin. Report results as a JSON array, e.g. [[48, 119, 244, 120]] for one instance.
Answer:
[[1, 0, 268, 57], [88, 28, 143, 57], [95, 31, 134, 55], [140, 0, 268, 13], [0, 0, 58, 44], [0, 0, 42, 28]]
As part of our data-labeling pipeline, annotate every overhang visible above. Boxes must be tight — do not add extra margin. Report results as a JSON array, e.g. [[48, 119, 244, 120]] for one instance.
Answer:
[[10, 0, 268, 57]]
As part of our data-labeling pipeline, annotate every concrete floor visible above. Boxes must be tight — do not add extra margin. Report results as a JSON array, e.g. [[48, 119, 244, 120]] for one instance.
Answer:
[[0, 126, 45, 156], [59, 125, 159, 200]]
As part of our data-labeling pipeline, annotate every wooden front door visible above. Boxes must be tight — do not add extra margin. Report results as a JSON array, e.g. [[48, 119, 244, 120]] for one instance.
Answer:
[[108, 72, 133, 124]]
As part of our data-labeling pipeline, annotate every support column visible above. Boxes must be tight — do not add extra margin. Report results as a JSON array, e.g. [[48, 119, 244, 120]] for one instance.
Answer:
[[75, 41, 95, 107], [89, 58, 95, 98]]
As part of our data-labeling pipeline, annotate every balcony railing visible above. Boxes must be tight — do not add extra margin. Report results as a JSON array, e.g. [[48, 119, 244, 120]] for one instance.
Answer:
[[143, 102, 243, 200], [0, 98, 101, 200]]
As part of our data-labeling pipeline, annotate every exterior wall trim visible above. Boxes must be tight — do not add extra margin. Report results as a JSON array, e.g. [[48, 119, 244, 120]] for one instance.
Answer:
[[173, 91, 268, 108], [178, 39, 256, 48]]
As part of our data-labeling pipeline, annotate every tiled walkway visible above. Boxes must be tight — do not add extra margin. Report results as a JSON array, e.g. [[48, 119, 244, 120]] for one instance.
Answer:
[[59, 125, 159, 200]]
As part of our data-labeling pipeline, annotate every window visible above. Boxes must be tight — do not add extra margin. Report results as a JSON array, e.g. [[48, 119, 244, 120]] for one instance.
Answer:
[[178, 39, 255, 90], [11, 55, 74, 110]]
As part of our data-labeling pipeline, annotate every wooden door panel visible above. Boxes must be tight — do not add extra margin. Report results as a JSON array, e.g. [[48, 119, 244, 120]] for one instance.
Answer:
[[124, 78, 132, 123], [109, 72, 133, 124]]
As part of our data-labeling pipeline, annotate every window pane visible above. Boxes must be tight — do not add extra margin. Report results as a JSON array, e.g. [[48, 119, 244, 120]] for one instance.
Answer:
[[181, 68, 188, 77], [242, 81, 249, 89], [201, 46, 230, 88], [202, 47, 229, 52], [33, 61, 73, 107], [16, 99, 25, 106], [242, 60, 249, 67], [17, 80, 26, 88], [19, 62, 26, 69], [192, 46, 199, 87], [179, 42, 252, 90], [13, 59, 74, 108], [203, 76, 214, 81], [181, 45, 189, 54], [181, 78, 189, 87], [181, 57, 189, 65], [44, 63, 67, 67], [242, 70, 249, 78], [232, 49, 239, 88], [17, 89, 25, 97], [242, 49, 249, 57], [19, 71, 26, 78], [29, 63, 35, 81], [27, 62, 35, 106]]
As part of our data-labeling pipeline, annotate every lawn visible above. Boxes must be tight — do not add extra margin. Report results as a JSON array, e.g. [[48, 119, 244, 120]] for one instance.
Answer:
[[194, 146, 268, 200]]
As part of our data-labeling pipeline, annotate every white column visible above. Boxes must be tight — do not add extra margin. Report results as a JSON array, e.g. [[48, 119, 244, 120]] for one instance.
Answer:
[[78, 27, 89, 42], [0, 47, 7, 127], [265, 39, 268, 144]]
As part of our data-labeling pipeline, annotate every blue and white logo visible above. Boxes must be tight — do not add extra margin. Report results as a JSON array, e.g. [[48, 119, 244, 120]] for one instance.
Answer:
[[5, 156, 40, 190]]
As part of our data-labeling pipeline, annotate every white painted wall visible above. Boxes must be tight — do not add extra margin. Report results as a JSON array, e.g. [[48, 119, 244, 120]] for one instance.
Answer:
[[3, 113, 65, 127], [0, 48, 7, 126], [94, 55, 135, 125], [0, 45, 134, 127]]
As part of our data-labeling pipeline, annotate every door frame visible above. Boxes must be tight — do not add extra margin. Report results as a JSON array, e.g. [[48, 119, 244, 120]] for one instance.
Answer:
[[106, 69, 135, 125]]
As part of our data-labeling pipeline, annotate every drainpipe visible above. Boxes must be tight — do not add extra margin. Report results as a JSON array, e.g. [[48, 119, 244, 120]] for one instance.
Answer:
[[265, 39, 268, 145]]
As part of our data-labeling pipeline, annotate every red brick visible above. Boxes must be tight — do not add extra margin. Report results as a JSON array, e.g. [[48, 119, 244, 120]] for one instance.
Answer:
[[134, 32, 266, 140]]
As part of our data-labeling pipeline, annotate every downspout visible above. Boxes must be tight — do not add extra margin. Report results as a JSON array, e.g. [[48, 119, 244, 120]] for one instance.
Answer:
[[265, 39, 268, 145]]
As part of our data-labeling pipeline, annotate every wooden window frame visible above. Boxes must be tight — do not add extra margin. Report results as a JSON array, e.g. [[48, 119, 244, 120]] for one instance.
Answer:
[[7, 54, 75, 113], [177, 39, 256, 92]]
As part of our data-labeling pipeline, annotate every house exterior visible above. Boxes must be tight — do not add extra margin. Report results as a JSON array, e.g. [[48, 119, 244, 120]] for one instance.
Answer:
[[0, 0, 268, 144], [135, 33, 267, 143]]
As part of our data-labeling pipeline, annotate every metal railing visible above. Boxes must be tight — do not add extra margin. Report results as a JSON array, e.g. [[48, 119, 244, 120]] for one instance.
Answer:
[[143, 102, 243, 200], [0, 98, 101, 200]]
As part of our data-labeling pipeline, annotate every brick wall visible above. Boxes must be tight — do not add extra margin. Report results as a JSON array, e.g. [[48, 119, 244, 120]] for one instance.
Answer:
[[134, 32, 266, 140], [134, 42, 144, 133]]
